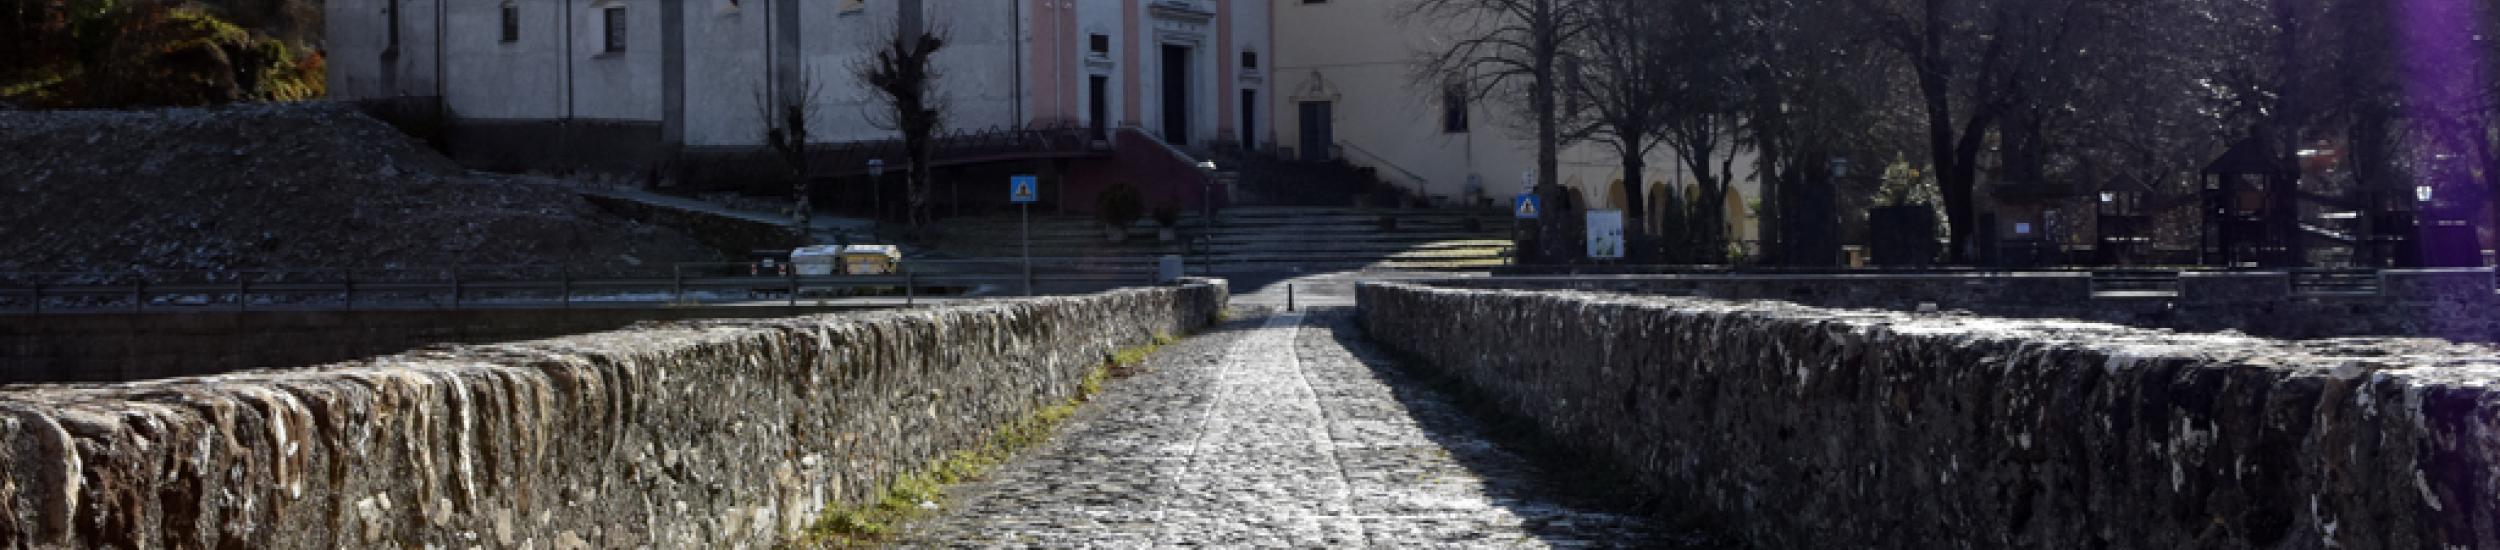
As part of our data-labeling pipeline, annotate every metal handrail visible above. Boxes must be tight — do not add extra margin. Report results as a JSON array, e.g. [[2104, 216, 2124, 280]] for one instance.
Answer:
[[1334, 139, 1433, 192]]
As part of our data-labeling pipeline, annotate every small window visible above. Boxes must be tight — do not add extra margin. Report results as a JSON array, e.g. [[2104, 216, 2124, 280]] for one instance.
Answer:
[[385, 2, 401, 49], [1241, 51, 1258, 69], [499, 3, 519, 43], [602, 6, 627, 53], [1442, 81, 1469, 133], [1089, 34, 1110, 54]]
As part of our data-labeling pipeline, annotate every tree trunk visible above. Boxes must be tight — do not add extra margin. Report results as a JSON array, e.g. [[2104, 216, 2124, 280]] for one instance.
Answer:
[[1531, 0, 1567, 263], [1917, 60, 1974, 264], [1621, 151, 1648, 262], [907, 136, 932, 229]]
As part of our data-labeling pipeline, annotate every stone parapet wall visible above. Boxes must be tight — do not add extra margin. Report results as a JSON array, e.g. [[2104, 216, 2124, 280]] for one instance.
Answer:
[[1429, 269, 2500, 341], [1, 306, 875, 384], [0, 280, 1226, 547], [1358, 281, 2500, 549]]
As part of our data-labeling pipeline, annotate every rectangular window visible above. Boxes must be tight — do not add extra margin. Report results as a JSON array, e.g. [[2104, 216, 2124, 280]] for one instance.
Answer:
[[385, 1, 401, 49], [499, 4, 519, 43], [1089, 34, 1110, 54], [602, 6, 627, 53], [1442, 82, 1469, 133], [1241, 51, 1257, 69]]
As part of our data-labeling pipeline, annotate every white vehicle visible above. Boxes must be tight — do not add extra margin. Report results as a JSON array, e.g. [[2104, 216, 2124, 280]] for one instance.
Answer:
[[789, 245, 844, 276], [837, 244, 903, 275]]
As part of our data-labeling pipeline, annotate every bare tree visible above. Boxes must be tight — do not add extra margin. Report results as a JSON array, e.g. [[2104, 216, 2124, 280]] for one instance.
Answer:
[[1848, 0, 2098, 263], [758, 70, 826, 236], [1405, 0, 1589, 262], [1563, 0, 1677, 261], [1649, 1, 1753, 264], [857, 21, 947, 230], [1730, 0, 1912, 266]]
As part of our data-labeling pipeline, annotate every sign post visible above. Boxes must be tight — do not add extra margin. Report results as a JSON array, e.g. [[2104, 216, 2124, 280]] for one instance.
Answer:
[[1511, 193, 1541, 264], [1011, 175, 1039, 295], [1586, 209, 1625, 260], [867, 159, 885, 218]]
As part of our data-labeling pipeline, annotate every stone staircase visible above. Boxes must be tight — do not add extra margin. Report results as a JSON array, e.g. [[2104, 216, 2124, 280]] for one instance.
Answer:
[[926, 206, 1514, 272]]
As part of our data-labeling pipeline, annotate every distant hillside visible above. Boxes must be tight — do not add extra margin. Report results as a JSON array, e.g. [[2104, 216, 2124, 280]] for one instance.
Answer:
[[1, 0, 325, 108]]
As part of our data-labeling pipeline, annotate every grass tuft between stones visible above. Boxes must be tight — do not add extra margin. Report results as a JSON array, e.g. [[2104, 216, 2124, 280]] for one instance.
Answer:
[[787, 333, 1178, 548]]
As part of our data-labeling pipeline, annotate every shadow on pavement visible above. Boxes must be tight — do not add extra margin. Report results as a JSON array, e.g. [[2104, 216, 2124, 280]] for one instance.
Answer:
[[1305, 308, 1744, 549]]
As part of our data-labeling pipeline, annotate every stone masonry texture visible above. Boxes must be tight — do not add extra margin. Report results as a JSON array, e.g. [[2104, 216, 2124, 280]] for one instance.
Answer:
[[1434, 269, 2500, 342], [1359, 281, 2500, 549], [0, 280, 1223, 547]]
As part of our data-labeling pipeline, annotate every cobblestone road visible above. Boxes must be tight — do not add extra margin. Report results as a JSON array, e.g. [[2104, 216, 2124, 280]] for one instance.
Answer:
[[894, 310, 1698, 548]]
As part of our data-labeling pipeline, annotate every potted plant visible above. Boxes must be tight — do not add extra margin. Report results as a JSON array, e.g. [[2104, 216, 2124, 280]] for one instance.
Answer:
[[1152, 204, 1182, 242], [1096, 183, 1145, 243]]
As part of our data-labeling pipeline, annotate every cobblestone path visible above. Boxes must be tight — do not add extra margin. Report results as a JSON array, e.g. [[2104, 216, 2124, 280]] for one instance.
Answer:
[[894, 310, 1697, 548]]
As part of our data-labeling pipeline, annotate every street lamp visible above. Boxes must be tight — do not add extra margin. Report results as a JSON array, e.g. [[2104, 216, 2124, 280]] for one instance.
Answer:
[[1196, 160, 1219, 274], [867, 158, 885, 221], [2417, 185, 2434, 203]]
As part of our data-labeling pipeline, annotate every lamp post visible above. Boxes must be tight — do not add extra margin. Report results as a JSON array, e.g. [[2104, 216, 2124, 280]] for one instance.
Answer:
[[1196, 160, 1219, 275], [867, 158, 885, 222]]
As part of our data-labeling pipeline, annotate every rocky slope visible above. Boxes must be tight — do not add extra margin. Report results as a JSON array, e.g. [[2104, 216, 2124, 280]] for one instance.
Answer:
[[0, 102, 727, 280]]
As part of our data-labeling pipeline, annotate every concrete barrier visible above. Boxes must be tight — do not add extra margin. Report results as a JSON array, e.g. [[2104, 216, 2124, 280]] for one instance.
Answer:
[[1358, 281, 2500, 549], [0, 280, 1225, 547]]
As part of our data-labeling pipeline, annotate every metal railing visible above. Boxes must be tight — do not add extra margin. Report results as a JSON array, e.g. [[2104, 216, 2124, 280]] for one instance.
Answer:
[[2291, 268, 2381, 295], [0, 257, 1181, 315], [2088, 269, 2183, 295]]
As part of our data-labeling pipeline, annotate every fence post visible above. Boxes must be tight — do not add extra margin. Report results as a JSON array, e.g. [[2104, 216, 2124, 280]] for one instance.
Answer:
[[671, 265, 684, 305], [30, 284, 41, 315], [343, 273, 354, 308], [904, 266, 916, 307], [787, 266, 798, 307], [236, 278, 248, 312], [133, 275, 145, 312], [561, 271, 573, 309], [451, 271, 463, 308]]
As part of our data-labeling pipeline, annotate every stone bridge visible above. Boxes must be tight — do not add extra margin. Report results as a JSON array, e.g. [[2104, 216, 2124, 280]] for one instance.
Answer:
[[4, 274, 2498, 548]]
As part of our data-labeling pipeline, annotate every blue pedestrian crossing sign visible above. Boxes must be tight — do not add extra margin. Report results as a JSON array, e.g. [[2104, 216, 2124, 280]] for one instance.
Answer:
[[1513, 193, 1541, 219], [1010, 175, 1039, 204]]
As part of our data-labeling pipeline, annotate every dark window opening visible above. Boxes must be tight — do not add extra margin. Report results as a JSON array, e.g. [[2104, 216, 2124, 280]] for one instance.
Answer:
[[500, 4, 520, 43], [1442, 82, 1469, 133], [385, 0, 401, 50], [1089, 75, 1109, 141], [1241, 51, 1258, 69], [603, 7, 627, 53], [1241, 90, 1257, 146], [1090, 34, 1110, 54]]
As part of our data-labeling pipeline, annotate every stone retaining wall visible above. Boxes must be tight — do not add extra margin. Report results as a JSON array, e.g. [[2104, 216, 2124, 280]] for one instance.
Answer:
[[1358, 281, 2500, 549], [0, 280, 1225, 547]]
